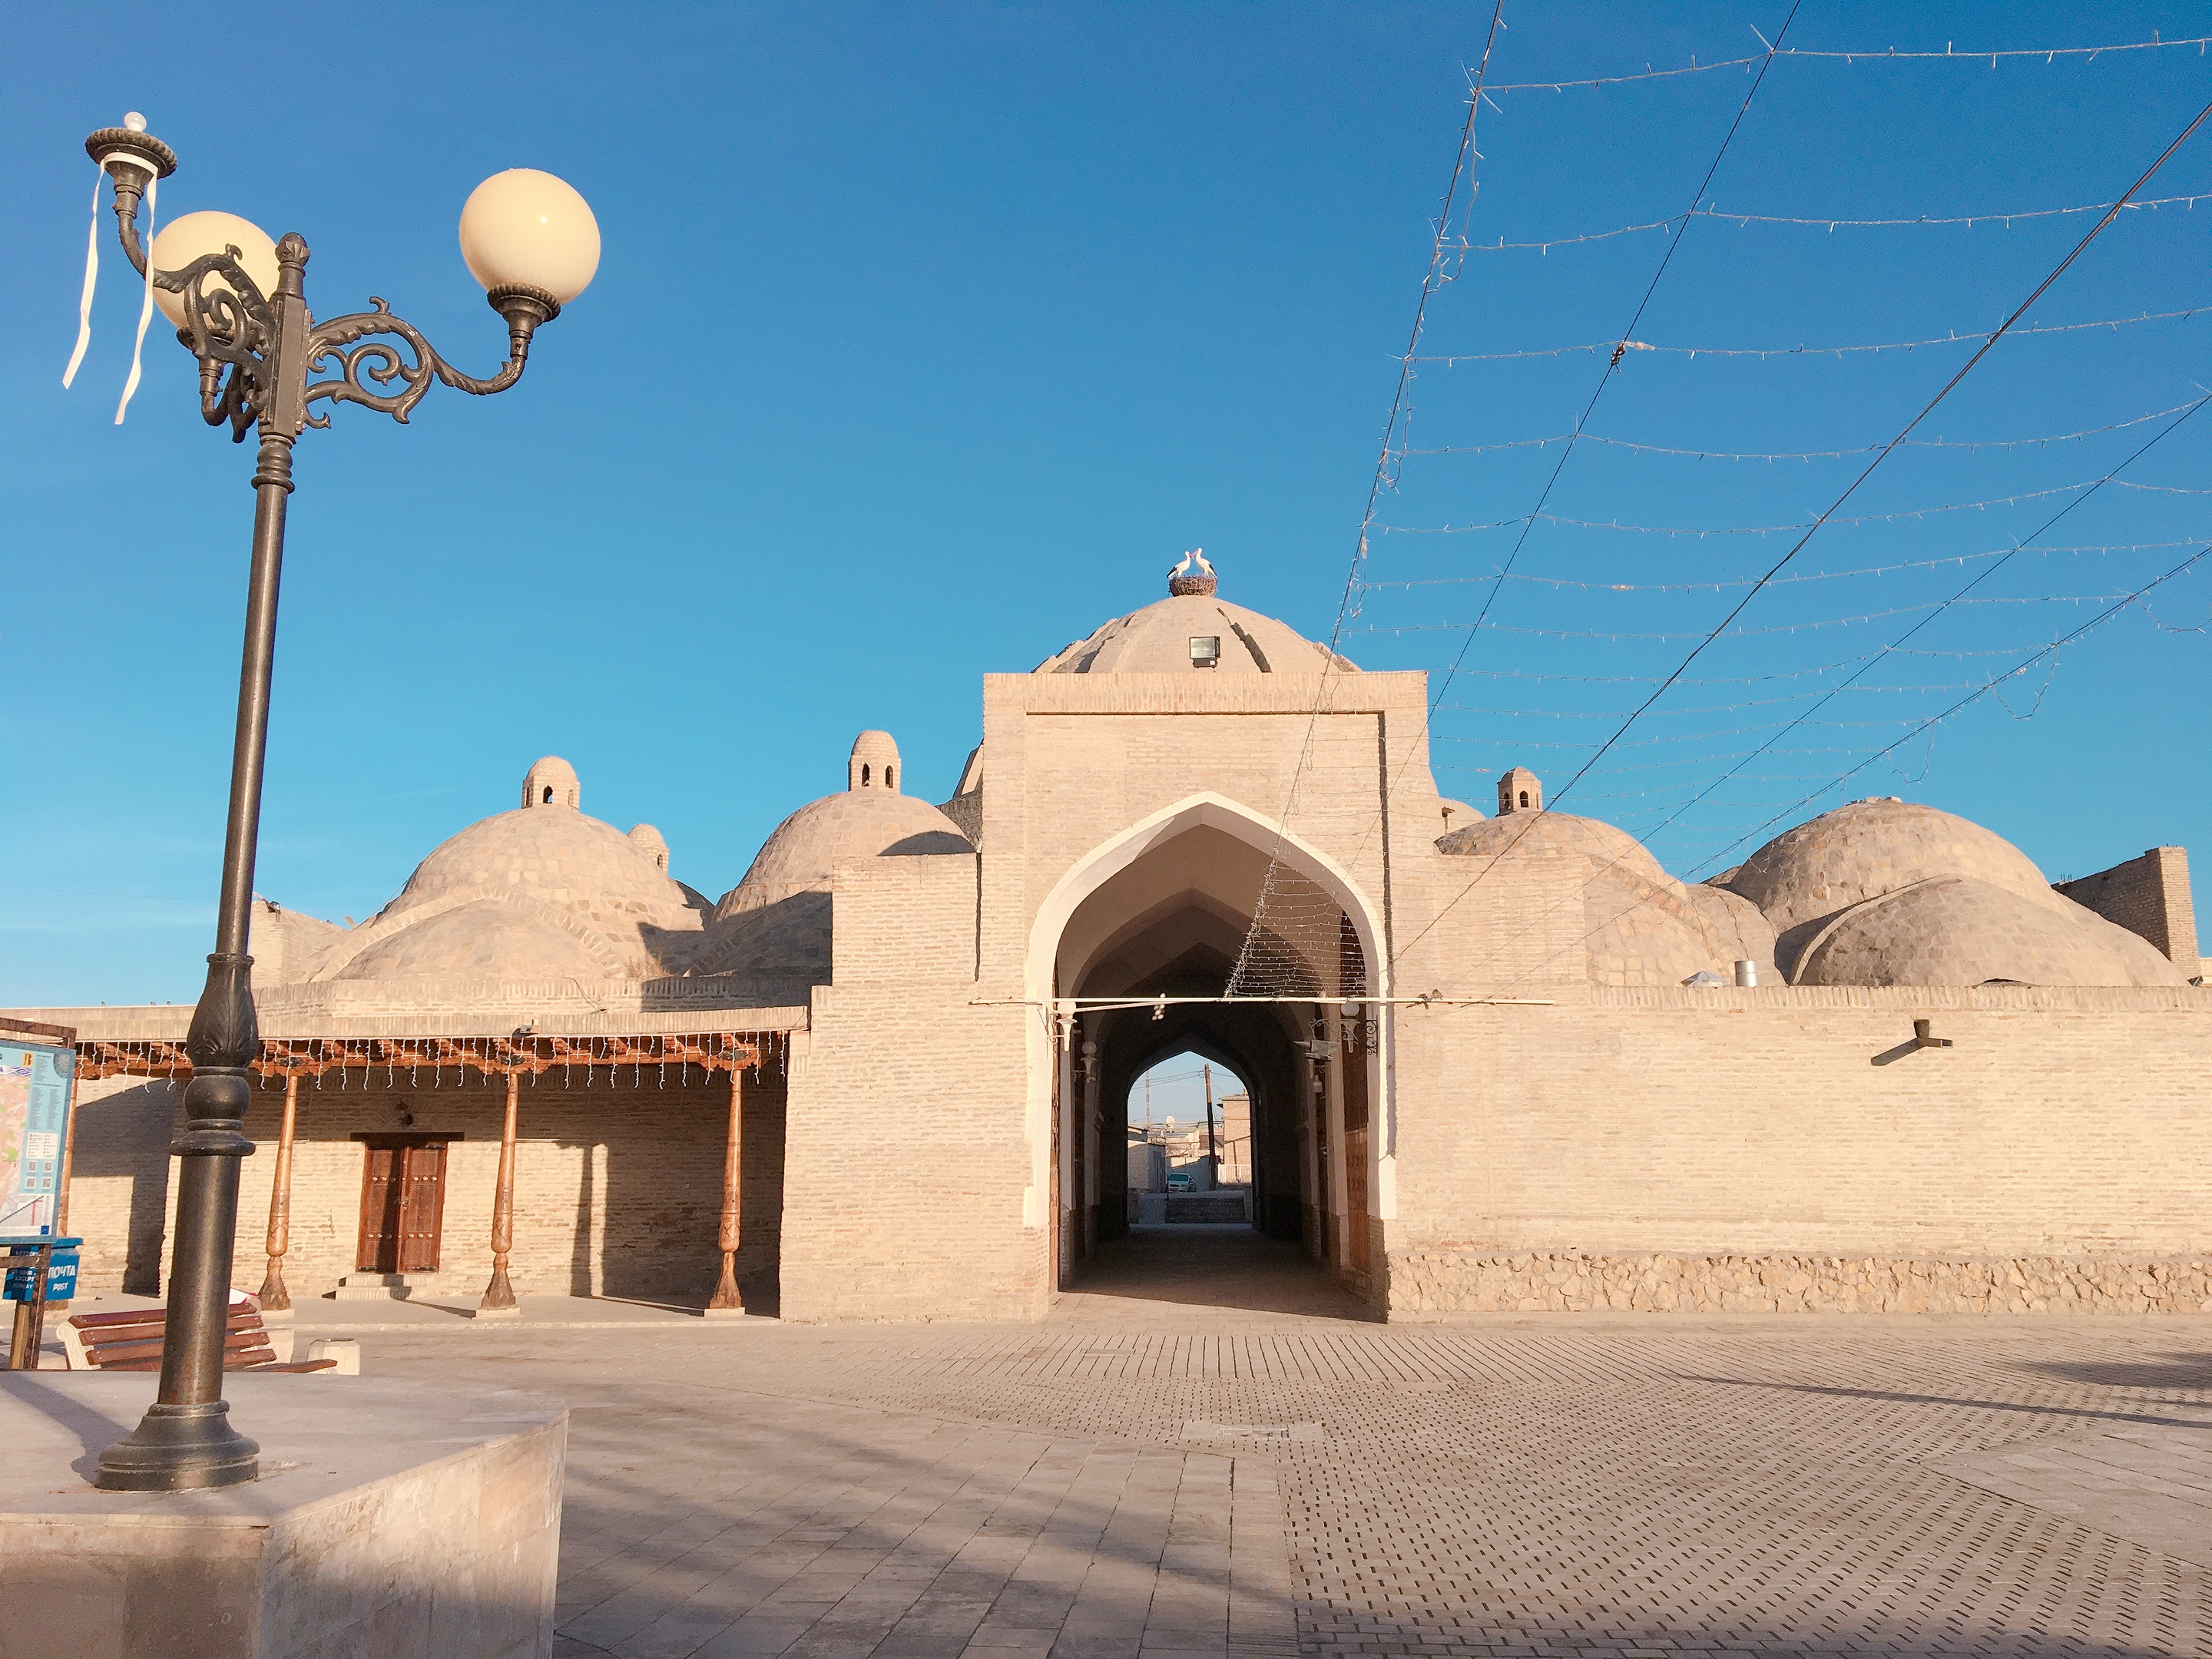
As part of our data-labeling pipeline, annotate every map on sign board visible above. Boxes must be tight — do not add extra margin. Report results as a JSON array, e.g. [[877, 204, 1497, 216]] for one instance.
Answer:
[[1, 1042, 75, 1235]]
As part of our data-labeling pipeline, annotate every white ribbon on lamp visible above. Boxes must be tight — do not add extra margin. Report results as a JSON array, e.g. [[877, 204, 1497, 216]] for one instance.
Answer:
[[61, 157, 104, 389], [114, 167, 157, 425]]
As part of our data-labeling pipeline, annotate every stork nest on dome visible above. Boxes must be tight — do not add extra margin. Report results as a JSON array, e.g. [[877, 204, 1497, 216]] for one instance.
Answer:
[[1167, 548, 1217, 597]]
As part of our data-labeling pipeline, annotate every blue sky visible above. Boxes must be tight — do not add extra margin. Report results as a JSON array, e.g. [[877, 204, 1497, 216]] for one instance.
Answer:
[[4, 2, 2208, 1004]]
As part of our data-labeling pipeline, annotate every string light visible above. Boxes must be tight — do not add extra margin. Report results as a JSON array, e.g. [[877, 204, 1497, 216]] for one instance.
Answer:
[[1376, 476, 2212, 539], [1479, 33, 2212, 98], [1400, 400, 2204, 461], [1455, 192, 2212, 253], [1361, 540, 2199, 593], [1411, 303, 2208, 363]]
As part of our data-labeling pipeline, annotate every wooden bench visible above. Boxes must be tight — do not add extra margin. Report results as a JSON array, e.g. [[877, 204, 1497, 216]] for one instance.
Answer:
[[60, 1300, 339, 1374]]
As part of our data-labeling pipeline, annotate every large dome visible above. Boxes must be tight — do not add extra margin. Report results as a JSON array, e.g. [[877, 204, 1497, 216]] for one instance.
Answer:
[[398, 806, 696, 922], [1035, 560, 1353, 674], [1727, 796, 2190, 987], [307, 758, 706, 982], [1726, 799, 2056, 937], [1794, 876, 2188, 988], [335, 900, 609, 981]]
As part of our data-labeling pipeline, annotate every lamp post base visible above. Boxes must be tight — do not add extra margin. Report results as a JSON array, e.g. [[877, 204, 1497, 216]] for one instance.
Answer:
[[93, 1399, 260, 1491]]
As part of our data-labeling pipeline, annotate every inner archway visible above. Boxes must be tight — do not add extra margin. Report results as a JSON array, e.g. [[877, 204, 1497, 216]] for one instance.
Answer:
[[1035, 798, 1386, 1316], [1128, 1052, 1250, 1213]]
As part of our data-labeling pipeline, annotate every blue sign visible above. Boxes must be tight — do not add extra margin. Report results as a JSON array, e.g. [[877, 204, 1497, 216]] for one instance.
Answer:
[[0, 1042, 74, 1236], [4, 1239, 81, 1302]]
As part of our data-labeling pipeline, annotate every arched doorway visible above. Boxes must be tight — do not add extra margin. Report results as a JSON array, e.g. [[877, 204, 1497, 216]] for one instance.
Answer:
[[1028, 795, 1386, 1309], [1126, 1052, 1253, 1215]]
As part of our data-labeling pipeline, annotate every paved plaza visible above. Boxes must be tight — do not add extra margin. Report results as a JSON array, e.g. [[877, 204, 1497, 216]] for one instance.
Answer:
[[252, 1227, 2210, 1659]]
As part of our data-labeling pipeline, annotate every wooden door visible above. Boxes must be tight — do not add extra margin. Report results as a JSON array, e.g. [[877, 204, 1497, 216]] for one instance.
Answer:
[[356, 1139, 449, 1273]]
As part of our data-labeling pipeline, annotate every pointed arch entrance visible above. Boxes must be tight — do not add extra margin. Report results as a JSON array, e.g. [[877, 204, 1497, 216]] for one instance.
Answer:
[[1025, 794, 1388, 1306]]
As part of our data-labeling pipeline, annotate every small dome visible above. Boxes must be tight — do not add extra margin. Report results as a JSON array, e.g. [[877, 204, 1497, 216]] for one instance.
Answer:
[[1727, 799, 2055, 938], [522, 756, 580, 810], [628, 823, 669, 870], [714, 791, 972, 922], [1036, 562, 1353, 674], [849, 730, 901, 793], [335, 900, 605, 980], [1437, 809, 1669, 885], [1795, 876, 2189, 988]]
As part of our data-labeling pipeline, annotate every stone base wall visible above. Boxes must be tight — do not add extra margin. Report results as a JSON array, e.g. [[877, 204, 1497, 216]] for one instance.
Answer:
[[1389, 1249, 2212, 1316]]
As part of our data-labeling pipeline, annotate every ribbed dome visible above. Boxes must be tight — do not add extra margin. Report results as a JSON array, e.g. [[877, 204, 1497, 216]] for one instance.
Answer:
[[714, 791, 972, 921], [399, 806, 695, 923], [1727, 799, 2056, 937], [1795, 876, 2189, 988], [1036, 591, 1353, 674], [335, 900, 604, 981], [1437, 810, 1669, 885], [310, 759, 707, 983]]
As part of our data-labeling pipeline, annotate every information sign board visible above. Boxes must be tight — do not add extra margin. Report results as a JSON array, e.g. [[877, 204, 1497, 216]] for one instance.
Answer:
[[0, 1041, 75, 1236]]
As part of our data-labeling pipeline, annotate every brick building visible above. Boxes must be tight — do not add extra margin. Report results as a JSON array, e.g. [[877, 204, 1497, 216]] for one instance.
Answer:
[[13, 561, 2210, 1320]]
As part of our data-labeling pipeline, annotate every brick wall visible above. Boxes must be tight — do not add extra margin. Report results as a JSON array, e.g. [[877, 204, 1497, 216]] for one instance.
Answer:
[[780, 847, 1042, 1321], [2055, 847, 2199, 965], [1385, 983, 2212, 1315]]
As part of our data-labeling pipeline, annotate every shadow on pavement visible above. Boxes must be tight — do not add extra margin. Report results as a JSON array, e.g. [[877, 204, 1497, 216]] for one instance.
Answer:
[[2011, 1349, 2212, 1392], [1063, 1223, 1378, 1320]]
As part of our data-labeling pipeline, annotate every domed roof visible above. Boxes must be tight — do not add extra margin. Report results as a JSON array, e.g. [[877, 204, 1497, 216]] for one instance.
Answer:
[[397, 805, 695, 922], [1437, 809, 1669, 885], [1795, 876, 2189, 988], [709, 728, 973, 931], [717, 792, 972, 919], [1727, 799, 2056, 938], [1035, 561, 1354, 674], [310, 759, 707, 984], [335, 900, 606, 981]]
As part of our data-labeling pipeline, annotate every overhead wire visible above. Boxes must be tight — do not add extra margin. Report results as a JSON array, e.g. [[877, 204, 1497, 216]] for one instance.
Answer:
[[1392, 92, 2212, 966], [1465, 542, 2212, 1000], [1442, 396, 2210, 980], [1225, 0, 1508, 997], [1413, 304, 2210, 362], [1237, 0, 1811, 995]]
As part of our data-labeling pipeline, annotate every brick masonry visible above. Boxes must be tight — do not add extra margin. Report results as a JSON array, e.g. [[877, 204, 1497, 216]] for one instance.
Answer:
[[2056, 845, 2200, 966]]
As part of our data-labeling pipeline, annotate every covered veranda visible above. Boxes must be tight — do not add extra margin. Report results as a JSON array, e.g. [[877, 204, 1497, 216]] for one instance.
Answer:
[[71, 1030, 793, 1317]]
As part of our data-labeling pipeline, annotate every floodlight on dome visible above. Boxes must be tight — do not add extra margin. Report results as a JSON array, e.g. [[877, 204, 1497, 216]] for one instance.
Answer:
[[1189, 635, 1221, 668]]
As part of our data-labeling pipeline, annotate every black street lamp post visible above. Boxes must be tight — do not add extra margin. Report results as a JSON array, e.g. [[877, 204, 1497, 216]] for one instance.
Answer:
[[78, 118, 598, 1492]]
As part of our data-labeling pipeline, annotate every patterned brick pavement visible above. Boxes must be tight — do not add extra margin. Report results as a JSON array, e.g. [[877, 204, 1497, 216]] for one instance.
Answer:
[[357, 1232, 2212, 1658]]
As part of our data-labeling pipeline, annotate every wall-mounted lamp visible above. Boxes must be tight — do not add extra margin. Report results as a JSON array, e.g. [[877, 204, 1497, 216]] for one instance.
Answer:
[[1189, 635, 1221, 668]]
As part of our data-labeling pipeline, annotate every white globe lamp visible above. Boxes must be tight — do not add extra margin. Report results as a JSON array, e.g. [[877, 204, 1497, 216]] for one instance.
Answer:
[[148, 210, 280, 327], [458, 169, 600, 310]]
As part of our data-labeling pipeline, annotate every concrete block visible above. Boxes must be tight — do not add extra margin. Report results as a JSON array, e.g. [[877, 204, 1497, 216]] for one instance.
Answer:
[[0, 1373, 565, 1659]]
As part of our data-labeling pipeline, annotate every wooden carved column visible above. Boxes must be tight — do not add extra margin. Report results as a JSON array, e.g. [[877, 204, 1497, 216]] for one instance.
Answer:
[[704, 1068, 745, 1316], [477, 1069, 522, 1318], [256, 1072, 300, 1310]]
